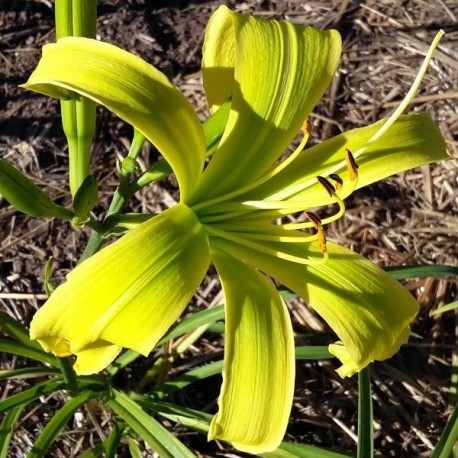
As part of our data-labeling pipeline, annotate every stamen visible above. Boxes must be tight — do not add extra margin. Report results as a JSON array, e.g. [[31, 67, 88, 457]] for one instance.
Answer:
[[316, 176, 336, 196], [328, 174, 343, 189], [191, 119, 312, 213], [282, 182, 348, 230], [305, 212, 327, 254], [218, 227, 319, 243], [304, 211, 321, 227], [205, 225, 328, 265], [345, 149, 359, 181]]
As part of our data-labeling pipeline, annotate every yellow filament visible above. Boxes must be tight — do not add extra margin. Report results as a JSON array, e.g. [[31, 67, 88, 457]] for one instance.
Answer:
[[205, 225, 328, 266], [191, 120, 311, 213], [225, 230, 319, 243], [282, 177, 353, 230]]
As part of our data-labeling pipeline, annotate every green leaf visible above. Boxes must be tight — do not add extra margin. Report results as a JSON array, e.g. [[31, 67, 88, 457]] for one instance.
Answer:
[[107, 349, 141, 377], [106, 389, 196, 458], [295, 346, 332, 360], [384, 264, 458, 280], [0, 379, 65, 414], [105, 420, 126, 458], [152, 360, 224, 398], [140, 400, 212, 434], [0, 405, 24, 458], [357, 366, 373, 458], [0, 367, 59, 383], [77, 443, 105, 458], [28, 390, 98, 458], [0, 311, 43, 350], [263, 442, 355, 458], [128, 438, 144, 458], [430, 301, 458, 316], [0, 340, 58, 367], [0, 158, 73, 219], [158, 305, 225, 346], [431, 400, 458, 458], [43, 256, 56, 296]]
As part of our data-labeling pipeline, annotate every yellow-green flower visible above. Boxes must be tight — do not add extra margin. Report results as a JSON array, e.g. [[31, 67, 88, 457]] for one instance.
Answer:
[[25, 6, 447, 453]]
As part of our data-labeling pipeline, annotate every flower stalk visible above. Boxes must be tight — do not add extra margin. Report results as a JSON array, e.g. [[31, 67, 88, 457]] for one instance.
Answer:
[[55, 0, 97, 197]]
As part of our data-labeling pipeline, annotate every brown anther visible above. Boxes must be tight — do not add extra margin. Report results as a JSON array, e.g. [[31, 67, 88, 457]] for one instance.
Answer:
[[305, 211, 321, 229], [345, 149, 359, 181], [316, 176, 336, 197], [306, 212, 327, 254], [329, 173, 343, 189], [302, 120, 313, 136]]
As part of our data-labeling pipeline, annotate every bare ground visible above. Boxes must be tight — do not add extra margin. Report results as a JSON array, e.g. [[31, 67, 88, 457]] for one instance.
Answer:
[[0, 0, 457, 457]]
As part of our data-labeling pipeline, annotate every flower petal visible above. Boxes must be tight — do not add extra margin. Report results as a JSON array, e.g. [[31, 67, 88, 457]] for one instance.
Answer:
[[212, 237, 418, 377], [30, 203, 210, 374], [189, 6, 341, 203], [209, 249, 295, 453], [247, 113, 448, 204], [22, 38, 205, 200]]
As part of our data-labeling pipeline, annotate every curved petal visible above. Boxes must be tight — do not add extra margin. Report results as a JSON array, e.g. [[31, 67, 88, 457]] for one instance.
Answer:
[[211, 237, 418, 377], [30, 204, 210, 374], [247, 113, 448, 204], [22, 38, 205, 200], [188, 6, 341, 203], [210, 249, 295, 453]]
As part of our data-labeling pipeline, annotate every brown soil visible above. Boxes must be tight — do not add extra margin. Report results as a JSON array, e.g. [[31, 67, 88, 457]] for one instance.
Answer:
[[0, 1, 457, 457]]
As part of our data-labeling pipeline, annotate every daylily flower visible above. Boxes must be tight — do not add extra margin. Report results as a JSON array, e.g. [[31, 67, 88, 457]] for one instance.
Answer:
[[25, 6, 447, 453]]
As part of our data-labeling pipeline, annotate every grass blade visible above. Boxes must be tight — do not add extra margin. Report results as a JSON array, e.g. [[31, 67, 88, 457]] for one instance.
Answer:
[[263, 442, 355, 457], [0, 340, 58, 367], [295, 346, 332, 360], [0, 379, 64, 414], [149, 401, 354, 458], [430, 301, 458, 316], [158, 305, 225, 346], [431, 401, 458, 458], [29, 390, 98, 458], [105, 420, 126, 458], [0, 311, 42, 349], [151, 360, 223, 398], [357, 366, 373, 458], [0, 366, 59, 382], [0, 405, 24, 458], [106, 389, 196, 458], [384, 265, 458, 280]]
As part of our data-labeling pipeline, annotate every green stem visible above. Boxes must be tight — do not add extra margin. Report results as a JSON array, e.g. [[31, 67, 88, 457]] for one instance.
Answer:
[[57, 357, 78, 396], [357, 365, 373, 458], [55, 0, 97, 197]]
